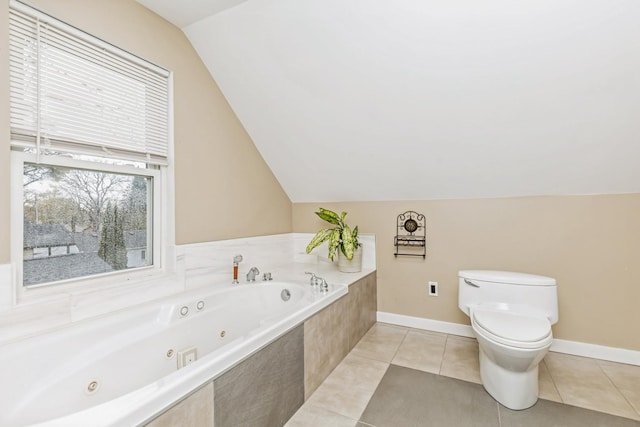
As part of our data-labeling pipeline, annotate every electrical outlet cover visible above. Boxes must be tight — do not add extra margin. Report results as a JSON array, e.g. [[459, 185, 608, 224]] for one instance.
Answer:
[[428, 281, 438, 296]]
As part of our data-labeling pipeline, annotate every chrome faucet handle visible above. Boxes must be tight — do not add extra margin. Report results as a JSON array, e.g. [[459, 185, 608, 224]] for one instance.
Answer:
[[262, 272, 272, 281], [318, 277, 329, 292], [305, 271, 319, 286], [246, 266, 260, 282]]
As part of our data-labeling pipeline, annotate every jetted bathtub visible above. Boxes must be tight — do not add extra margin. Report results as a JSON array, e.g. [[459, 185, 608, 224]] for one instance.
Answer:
[[0, 280, 347, 426]]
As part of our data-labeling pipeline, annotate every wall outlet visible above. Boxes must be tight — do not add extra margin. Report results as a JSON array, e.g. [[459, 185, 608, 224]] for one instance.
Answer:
[[428, 281, 438, 296]]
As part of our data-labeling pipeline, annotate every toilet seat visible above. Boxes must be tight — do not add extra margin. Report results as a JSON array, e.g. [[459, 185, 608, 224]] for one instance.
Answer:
[[472, 308, 552, 350]]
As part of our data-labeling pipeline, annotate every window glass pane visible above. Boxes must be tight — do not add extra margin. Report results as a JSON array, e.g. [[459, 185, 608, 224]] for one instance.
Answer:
[[23, 163, 152, 286]]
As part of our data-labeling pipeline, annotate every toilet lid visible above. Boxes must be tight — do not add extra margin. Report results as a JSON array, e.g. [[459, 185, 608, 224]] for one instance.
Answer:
[[473, 309, 551, 343]]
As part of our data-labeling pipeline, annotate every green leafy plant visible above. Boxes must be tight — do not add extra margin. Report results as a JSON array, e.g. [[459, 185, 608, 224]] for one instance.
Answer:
[[305, 208, 360, 261]]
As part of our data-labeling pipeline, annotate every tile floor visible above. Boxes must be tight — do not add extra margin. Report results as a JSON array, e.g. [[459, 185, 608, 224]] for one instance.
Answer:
[[286, 323, 640, 427], [361, 365, 640, 427]]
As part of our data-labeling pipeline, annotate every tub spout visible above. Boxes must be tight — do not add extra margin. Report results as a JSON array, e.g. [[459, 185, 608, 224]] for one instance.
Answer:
[[246, 267, 260, 282]]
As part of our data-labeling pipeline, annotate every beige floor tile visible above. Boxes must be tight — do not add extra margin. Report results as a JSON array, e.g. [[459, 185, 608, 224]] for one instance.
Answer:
[[538, 358, 562, 403], [305, 353, 389, 420], [285, 403, 359, 427], [439, 335, 481, 384], [305, 375, 378, 420], [545, 352, 639, 420], [349, 323, 408, 362], [330, 353, 390, 389], [391, 329, 447, 374], [598, 360, 640, 418]]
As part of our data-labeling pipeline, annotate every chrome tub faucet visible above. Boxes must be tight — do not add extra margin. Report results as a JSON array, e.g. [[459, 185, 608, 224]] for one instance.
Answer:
[[246, 266, 260, 282]]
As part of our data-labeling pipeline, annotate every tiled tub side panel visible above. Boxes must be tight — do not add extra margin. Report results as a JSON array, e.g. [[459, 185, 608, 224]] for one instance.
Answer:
[[145, 382, 214, 427], [144, 273, 378, 426], [347, 272, 377, 350], [214, 324, 305, 427], [304, 273, 378, 399], [304, 295, 350, 399]]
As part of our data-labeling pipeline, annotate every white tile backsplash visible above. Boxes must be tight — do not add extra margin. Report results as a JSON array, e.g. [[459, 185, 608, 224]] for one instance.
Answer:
[[183, 233, 295, 289], [182, 233, 376, 290]]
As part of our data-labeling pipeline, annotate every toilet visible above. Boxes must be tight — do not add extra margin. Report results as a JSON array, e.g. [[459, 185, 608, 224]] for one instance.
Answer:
[[458, 270, 558, 410]]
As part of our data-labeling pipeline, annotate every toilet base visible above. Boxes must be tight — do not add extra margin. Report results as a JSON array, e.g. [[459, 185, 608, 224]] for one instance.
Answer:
[[479, 349, 539, 410]]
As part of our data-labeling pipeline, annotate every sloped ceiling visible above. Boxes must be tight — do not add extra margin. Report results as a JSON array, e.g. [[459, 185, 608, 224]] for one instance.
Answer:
[[138, 0, 640, 202]]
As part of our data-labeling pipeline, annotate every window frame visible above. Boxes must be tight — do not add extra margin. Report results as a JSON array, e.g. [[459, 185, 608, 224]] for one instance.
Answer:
[[7, 1, 176, 308], [11, 151, 172, 301]]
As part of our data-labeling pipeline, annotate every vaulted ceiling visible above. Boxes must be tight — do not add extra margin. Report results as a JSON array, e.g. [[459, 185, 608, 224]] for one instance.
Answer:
[[137, 0, 640, 202]]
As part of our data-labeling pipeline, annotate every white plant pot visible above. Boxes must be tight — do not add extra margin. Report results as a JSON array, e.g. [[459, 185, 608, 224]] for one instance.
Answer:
[[337, 246, 363, 273]]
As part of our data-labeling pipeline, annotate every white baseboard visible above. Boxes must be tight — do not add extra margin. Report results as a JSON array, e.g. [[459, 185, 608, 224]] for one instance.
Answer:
[[377, 311, 640, 366], [550, 339, 640, 366], [378, 311, 475, 338]]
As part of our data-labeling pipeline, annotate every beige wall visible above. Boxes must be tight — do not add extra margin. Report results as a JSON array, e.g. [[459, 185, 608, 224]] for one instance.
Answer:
[[0, 0, 292, 264], [293, 195, 640, 351]]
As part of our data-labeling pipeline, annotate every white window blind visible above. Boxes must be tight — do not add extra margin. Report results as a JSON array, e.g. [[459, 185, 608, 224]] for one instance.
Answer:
[[9, 1, 170, 165]]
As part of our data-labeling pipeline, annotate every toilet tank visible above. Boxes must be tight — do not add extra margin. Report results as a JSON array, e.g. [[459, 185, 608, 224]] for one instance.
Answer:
[[458, 270, 558, 324]]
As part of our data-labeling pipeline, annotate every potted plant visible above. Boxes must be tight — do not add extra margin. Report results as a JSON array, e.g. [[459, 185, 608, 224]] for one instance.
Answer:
[[305, 208, 362, 272]]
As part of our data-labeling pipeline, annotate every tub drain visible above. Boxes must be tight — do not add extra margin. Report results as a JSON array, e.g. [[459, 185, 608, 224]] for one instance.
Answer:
[[281, 289, 291, 301]]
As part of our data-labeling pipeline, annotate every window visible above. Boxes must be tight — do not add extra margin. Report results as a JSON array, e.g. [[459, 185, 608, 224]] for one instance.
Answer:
[[22, 161, 155, 286], [9, 1, 172, 289]]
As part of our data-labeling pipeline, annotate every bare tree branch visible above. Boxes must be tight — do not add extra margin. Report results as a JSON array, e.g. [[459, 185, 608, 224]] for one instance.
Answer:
[[60, 170, 128, 231]]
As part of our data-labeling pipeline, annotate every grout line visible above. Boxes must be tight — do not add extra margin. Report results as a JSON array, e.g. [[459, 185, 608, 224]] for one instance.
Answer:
[[388, 326, 409, 363], [596, 359, 640, 418], [438, 334, 450, 375], [496, 402, 502, 427], [541, 358, 564, 404]]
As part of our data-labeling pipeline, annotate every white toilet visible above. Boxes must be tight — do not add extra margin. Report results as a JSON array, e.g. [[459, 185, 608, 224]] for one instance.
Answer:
[[458, 270, 558, 410]]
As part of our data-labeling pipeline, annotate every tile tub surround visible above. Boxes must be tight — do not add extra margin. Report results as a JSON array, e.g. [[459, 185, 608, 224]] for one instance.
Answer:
[[145, 325, 305, 427], [214, 325, 305, 427], [143, 273, 376, 427], [304, 272, 377, 398], [182, 233, 376, 291], [0, 232, 376, 426], [304, 296, 351, 399], [0, 280, 349, 427], [0, 233, 375, 345], [287, 324, 640, 426], [146, 383, 214, 427]]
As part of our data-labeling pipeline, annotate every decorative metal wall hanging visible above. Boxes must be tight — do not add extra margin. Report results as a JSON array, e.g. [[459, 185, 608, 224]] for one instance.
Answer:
[[394, 211, 426, 258]]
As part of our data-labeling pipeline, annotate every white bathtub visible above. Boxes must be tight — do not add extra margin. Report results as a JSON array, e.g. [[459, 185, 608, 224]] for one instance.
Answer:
[[0, 280, 347, 427]]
